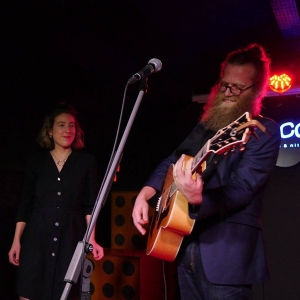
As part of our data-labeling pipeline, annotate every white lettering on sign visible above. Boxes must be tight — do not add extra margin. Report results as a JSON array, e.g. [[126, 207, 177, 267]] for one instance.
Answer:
[[282, 143, 300, 148], [280, 122, 300, 139]]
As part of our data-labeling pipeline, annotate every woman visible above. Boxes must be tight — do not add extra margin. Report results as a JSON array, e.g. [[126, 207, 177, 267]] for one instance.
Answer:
[[8, 103, 104, 300]]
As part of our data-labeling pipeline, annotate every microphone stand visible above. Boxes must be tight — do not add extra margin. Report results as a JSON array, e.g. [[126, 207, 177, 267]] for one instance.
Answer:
[[60, 78, 149, 300]]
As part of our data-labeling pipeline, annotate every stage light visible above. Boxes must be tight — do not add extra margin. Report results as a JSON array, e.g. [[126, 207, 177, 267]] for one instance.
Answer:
[[269, 73, 292, 94]]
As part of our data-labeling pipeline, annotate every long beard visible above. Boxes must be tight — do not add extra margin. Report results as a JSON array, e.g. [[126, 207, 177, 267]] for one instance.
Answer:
[[200, 86, 261, 131]]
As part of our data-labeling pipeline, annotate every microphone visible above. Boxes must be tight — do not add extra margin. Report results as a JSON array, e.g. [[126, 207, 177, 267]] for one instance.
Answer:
[[128, 58, 162, 84]]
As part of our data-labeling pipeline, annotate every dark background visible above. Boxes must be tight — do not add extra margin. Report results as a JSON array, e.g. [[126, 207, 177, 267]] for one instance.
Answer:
[[1, 1, 300, 299]]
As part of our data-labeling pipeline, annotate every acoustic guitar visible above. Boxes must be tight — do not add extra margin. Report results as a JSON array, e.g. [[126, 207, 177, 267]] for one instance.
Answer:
[[146, 112, 267, 261]]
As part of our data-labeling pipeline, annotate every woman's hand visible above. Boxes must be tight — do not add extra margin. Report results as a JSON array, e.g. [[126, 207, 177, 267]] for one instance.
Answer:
[[8, 240, 21, 266], [89, 239, 104, 261]]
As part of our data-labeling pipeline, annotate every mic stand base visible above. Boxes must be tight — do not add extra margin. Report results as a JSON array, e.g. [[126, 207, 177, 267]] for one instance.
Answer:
[[60, 241, 86, 300]]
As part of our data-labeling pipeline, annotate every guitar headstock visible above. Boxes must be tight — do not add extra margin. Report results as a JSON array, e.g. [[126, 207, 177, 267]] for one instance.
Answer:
[[209, 112, 252, 154], [192, 112, 264, 173]]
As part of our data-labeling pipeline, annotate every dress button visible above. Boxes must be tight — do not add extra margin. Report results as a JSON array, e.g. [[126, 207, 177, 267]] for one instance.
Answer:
[[57, 192, 61, 195], [55, 222, 59, 226], [53, 237, 58, 241], [58, 177, 60, 181], [52, 253, 55, 257]]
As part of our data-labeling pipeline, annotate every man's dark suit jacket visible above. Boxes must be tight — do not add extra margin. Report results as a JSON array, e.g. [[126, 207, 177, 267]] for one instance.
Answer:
[[144, 115, 281, 285]]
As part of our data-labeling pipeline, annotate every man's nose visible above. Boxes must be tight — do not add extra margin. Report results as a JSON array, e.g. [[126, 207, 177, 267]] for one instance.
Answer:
[[224, 86, 233, 96]]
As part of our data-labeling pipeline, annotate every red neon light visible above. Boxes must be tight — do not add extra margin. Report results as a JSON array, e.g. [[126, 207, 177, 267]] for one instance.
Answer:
[[269, 73, 292, 94]]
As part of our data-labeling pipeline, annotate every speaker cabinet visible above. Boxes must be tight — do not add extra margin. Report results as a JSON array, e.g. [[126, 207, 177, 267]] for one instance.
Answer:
[[88, 250, 178, 300], [111, 191, 154, 250]]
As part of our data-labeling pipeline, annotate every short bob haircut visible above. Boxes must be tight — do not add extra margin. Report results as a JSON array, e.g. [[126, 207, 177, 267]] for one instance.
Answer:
[[37, 103, 84, 150]]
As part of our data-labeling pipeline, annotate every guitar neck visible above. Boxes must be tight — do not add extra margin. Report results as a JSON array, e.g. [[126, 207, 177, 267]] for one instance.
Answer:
[[191, 140, 212, 174]]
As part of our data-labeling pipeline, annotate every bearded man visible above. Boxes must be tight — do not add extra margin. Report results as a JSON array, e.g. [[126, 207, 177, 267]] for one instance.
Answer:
[[132, 43, 281, 300]]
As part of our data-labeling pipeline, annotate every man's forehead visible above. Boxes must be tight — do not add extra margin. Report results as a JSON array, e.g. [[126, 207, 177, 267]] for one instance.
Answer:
[[222, 64, 255, 85]]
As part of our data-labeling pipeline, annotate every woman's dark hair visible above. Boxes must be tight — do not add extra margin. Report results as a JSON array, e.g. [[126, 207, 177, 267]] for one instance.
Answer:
[[37, 102, 84, 149]]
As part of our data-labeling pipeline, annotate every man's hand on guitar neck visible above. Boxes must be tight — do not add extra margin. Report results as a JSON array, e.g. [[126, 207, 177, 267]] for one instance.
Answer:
[[173, 154, 204, 206], [132, 186, 156, 235]]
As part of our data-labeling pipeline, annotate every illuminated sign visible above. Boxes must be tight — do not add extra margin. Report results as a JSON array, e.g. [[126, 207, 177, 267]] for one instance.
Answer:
[[280, 122, 300, 139], [277, 120, 300, 167]]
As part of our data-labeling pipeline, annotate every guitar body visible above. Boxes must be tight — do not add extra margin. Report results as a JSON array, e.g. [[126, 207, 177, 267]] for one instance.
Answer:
[[146, 158, 197, 262], [146, 112, 267, 262]]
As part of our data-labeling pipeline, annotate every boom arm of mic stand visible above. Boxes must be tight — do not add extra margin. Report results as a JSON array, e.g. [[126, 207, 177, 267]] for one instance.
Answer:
[[60, 80, 149, 300]]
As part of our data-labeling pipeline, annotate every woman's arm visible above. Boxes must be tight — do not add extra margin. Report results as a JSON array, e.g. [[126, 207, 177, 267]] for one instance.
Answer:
[[85, 215, 104, 261], [8, 221, 27, 266]]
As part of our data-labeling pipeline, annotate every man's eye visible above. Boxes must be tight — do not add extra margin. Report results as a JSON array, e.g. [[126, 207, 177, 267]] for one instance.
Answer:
[[231, 86, 240, 92]]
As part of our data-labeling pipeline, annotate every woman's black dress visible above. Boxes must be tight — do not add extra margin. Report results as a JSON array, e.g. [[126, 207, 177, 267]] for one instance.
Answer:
[[15, 151, 99, 300]]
